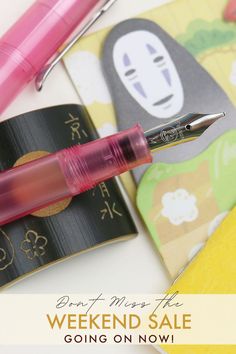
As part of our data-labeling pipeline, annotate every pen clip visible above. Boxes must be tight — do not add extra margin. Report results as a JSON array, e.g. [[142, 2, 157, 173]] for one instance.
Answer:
[[35, 0, 117, 92]]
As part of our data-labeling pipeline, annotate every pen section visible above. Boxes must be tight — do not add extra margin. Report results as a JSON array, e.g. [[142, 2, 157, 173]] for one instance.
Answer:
[[59, 124, 152, 195]]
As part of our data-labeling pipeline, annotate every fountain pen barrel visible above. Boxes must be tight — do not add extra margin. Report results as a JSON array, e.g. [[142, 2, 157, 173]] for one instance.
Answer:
[[0, 154, 71, 226], [0, 124, 151, 225]]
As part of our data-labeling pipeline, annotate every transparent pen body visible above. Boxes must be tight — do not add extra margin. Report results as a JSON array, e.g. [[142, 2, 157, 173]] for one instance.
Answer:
[[0, 125, 152, 226]]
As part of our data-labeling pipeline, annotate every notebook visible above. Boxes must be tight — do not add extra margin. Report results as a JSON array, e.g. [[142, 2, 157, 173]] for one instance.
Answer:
[[155, 206, 236, 353], [63, 0, 236, 278]]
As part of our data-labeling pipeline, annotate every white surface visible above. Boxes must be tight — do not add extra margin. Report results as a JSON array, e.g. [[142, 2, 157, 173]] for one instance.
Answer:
[[0, 1, 171, 353]]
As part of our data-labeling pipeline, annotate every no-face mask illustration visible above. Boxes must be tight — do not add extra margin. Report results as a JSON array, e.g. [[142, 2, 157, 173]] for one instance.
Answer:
[[103, 19, 236, 182], [113, 30, 184, 119]]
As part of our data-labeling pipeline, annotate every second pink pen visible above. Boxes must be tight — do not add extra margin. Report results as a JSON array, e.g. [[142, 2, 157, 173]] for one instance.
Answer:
[[0, 0, 113, 113]]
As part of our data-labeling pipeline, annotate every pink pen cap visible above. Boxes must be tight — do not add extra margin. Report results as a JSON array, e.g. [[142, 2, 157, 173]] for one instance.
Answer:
[[0, 0, 107, 113]]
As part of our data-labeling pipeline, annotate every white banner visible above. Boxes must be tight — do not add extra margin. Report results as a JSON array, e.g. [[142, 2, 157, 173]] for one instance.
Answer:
[[0, 293, 235, 345]]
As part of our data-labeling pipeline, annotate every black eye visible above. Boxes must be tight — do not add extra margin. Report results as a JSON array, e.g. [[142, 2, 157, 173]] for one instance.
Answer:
[[154, 56, 164, 63], [125, 69, 136, 76]]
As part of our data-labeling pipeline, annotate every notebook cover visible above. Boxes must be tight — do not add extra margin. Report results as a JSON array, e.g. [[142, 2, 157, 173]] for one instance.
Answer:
[[0, 104, 137, 288]]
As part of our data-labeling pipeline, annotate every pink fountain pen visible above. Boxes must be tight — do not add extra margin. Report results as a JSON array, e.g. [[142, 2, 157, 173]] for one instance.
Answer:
[[0, 112, 224, 226], [0, 0, 116, 113]]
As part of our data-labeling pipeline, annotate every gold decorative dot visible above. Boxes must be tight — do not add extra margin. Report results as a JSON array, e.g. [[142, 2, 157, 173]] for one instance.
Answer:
[[14, 151, 72, 218]]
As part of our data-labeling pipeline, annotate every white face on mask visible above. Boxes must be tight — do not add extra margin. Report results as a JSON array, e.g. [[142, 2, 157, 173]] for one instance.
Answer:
[[113, 30, 184, 119]]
